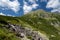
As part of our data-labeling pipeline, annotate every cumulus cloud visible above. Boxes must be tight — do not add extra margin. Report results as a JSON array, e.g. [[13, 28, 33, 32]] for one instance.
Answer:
[[29, 0, 38, 3], [0, 0, 20, 13], [31, 3, 38, 9], [0, 12, 6, 16], [46, 0, 60, 12], [40, 0, 48, 2], [7, 14, 15, 17], [23, 0, 38, 14], [0, 12, 14, 17], [23, 5, 32, 14]]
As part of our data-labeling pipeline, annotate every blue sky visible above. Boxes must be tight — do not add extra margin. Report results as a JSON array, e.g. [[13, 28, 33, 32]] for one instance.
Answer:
[[0, 0, 60, 16]]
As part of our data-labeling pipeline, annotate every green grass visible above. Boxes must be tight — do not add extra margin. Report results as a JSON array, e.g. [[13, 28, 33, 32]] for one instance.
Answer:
[[19, 10, 60, 40], [0, 25, 20, 40], [0, 10, 60, 40]]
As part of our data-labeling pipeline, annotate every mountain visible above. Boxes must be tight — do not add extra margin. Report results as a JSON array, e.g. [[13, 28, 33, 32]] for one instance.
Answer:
[[0, 10, 60, 40]]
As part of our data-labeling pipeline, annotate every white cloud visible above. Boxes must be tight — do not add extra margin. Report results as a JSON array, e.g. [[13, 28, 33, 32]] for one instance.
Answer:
[[0, 12, 15, 17], [46, 0, 60, 12], [29, 0, 38, 3], [31, 3, 38, 9], [7, 14, 15, 17], [0, 0, 20, 13], [23, 0, 38, 14], [40, 0, 48, 2], [0, 12, 6, 16], [23, 5, 33, 14]]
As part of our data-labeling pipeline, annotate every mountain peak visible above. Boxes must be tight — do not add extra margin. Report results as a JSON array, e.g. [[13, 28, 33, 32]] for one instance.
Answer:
[[0, 10, 60, 40]]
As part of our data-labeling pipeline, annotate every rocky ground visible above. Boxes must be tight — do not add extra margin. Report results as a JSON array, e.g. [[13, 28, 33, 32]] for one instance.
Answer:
[[4, 23, 49, 40]]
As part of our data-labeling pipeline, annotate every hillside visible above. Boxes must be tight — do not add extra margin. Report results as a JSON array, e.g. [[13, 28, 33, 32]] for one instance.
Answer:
[[0, 10, 60, 40]]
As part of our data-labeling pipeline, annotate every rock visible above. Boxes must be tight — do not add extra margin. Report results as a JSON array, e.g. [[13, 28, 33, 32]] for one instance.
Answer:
[[16, 33, 25, 38], [20, 33, 25, 38], [4, 23, 49, 40], [51, 35, 56, 37]]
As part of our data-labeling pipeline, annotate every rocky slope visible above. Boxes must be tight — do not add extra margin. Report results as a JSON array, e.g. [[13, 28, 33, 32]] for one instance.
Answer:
[[0, 10, 60, 40]]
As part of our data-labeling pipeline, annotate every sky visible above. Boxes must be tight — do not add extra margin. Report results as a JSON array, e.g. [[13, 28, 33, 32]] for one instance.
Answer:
[[0, 0, 60, 16]]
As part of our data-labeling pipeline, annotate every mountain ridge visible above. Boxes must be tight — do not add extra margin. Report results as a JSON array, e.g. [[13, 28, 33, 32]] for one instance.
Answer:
[[0, 10, 60, 40]]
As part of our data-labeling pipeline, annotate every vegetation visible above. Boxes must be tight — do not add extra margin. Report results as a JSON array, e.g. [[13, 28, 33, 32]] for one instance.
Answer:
[[0, 10, 60, 40]]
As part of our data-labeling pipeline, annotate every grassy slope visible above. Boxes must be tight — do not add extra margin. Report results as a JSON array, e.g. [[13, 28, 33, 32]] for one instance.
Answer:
[[19, 10, 60, 40], [0, 15, 21, 40], [0, 10, 60, 40]]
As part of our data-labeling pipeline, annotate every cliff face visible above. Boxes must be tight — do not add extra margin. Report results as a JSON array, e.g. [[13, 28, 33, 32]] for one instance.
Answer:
[[0, 10, 60, 40]]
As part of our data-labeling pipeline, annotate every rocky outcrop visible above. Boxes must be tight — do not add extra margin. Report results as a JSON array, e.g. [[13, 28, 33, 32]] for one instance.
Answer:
[[4, 23, 49, 40]]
